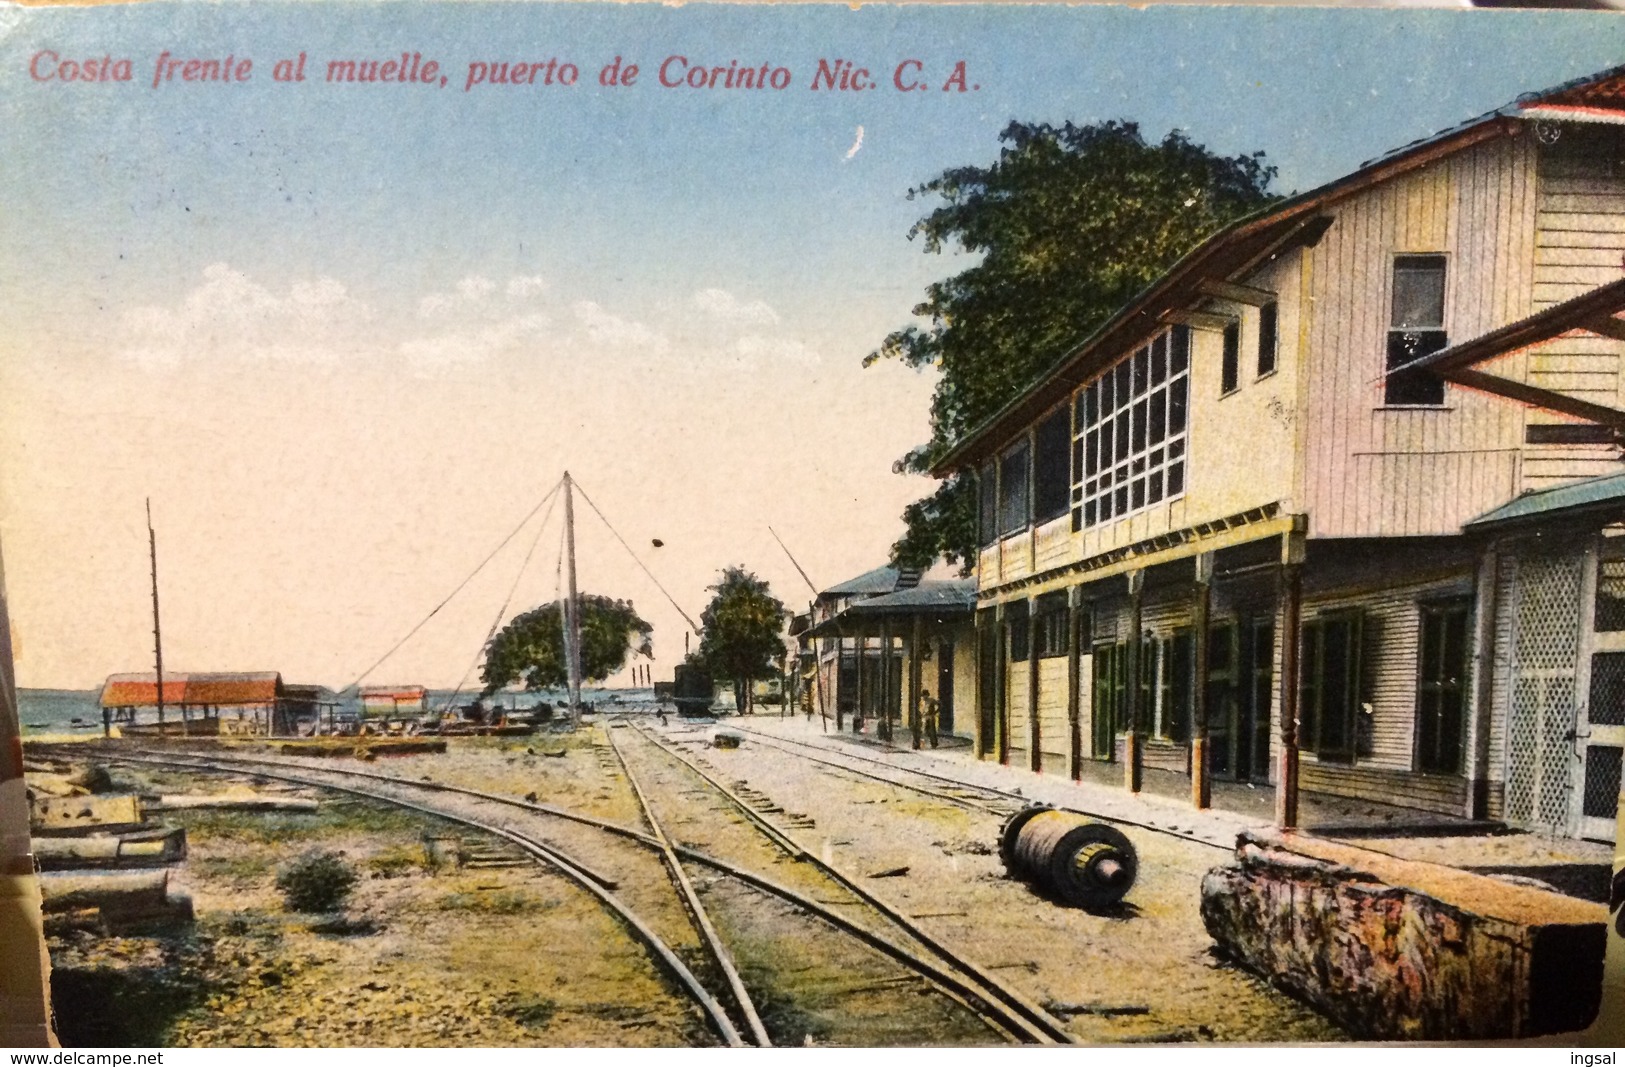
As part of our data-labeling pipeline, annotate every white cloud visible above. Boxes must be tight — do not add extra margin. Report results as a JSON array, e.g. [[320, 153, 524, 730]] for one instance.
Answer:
[[399, 313, 552, 370], [692, 288, 779, 328], [734, 334, 821, 367], [573, 300, 670, 355], [419, 274, 499, 318], [506, 275, 548, 300], [120, 262, 373, 367]]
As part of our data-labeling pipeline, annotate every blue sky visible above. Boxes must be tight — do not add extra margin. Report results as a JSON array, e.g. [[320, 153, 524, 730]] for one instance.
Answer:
[[1, 4, 1621, 688]]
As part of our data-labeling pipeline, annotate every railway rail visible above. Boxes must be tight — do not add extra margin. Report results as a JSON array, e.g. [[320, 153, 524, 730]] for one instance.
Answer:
[[716, 720, 1234, 852], [44, 741, 1066, 1046]]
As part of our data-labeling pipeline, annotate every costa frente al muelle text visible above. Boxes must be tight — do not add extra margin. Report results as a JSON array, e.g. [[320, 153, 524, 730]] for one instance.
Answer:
[[27, 50, 983, 93]]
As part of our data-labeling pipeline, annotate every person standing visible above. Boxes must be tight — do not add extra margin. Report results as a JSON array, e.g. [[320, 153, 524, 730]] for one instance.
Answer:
[[920, 688, 940, 749]]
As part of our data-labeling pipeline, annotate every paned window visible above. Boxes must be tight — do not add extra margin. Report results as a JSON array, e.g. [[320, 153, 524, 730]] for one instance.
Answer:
[[1301, 613, 1363, 763], [1416, 602, 1470, 774], [1035, 595, 1069, 659], [1385, 255, 1448, 406], [1156, 630, 1194, 742], [1071, 326, 1190, 530]]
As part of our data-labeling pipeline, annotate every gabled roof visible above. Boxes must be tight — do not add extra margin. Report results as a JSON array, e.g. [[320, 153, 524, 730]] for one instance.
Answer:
[[844, 581, 976, 614], [1466, 471, 1625, 531], [931, 64, 1625, 477], [822, 565, 903, 597], [100, 671, 282, 708]]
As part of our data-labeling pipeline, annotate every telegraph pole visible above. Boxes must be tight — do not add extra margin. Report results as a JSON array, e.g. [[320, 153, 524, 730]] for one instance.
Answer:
[[563, 473, 583, 728], [147, 498, 165, 734]]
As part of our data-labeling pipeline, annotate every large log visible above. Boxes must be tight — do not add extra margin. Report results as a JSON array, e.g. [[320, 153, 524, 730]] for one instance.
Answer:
[[37, 869, 168, 913], [29, 794, 144, 834], [145, 793, 318, 813], [31, 827, 186, 870], [1201, 830, 1607, 1040]]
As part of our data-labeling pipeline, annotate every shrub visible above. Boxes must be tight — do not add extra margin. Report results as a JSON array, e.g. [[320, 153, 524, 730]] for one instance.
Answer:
[[275, 850, 359, 912]]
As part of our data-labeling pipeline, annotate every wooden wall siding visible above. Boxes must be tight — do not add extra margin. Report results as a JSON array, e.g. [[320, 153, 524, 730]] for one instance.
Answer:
[[1522, 127, 1625, 485], [1306, 135, 1538, 538], [979, 544, 999, 588], [1524, 445, 1619, 491], [1299, 761, 1469, 815], [1144, 739, 1190, 775], [952, 622, 978, 736], [1034, 515, 1072, 571], [1007, 668, 1030, 752], [1038, 657, 1069, 766], [1347, 451, 1519, 536], [1000, 533, 1032, 584]]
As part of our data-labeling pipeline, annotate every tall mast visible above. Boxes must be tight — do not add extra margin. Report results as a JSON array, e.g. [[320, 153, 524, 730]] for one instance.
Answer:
[[147, 498, 165, 732], [563, 472, 583, 727]]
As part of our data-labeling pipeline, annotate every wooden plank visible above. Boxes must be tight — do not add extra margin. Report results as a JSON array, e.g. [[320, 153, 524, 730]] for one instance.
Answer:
[[1536, 212, 1625, 234], [1541, 193, 1625, 215], [1539, 229, 1625, 249], [1534, 245, 1625, 267]]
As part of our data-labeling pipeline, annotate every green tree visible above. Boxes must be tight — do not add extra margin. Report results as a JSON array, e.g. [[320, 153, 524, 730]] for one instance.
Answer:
[[481, 595, 653, 694], [696, 567, 786, 714], [869, 120, 1279, 570]]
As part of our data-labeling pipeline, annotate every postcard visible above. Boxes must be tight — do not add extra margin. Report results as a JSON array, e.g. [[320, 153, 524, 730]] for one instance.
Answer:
[[3, 0, 1625, 1051]]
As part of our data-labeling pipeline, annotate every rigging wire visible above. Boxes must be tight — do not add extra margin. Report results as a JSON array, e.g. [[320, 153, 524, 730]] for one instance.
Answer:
[[571, 478, 702, 634], [339, 476, 564, 694], [434, 487, 562, 715]]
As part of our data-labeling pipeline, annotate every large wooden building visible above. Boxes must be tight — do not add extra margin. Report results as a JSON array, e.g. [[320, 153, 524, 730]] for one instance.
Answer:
[[933, 66, 1625, 841]]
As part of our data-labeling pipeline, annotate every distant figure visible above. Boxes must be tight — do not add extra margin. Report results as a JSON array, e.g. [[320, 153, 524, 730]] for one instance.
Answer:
[[920, 688, 940, 749], [657, 709, 669, 726]]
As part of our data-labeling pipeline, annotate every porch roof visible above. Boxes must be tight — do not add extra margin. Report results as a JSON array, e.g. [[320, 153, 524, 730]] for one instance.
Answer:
[[805, 581, 975, 636], [1466, 470, 1625, 531]]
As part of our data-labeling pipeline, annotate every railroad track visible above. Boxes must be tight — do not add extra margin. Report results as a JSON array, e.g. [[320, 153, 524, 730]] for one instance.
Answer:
[[716, 721, 1235, 852], [610, 723, 1076, 1044], [47, 741, 1062, 1046]]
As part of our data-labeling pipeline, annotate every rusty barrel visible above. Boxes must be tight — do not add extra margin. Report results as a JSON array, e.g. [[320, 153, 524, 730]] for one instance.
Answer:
[[999, 806, 1137, 909]]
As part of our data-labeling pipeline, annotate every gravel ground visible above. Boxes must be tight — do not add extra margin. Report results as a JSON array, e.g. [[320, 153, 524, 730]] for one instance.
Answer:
[[35, 727, 1342, 1045], [646, 719, 1343, 1044]]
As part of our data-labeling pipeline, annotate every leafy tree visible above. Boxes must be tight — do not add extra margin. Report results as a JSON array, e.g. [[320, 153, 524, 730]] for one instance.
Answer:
[[869, 120, 1279, 570], [481, 595, 653, 694], [695, 567, 786, 714]]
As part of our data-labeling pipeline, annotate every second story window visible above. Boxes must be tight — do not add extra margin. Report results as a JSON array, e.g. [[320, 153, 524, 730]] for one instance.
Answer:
[[998, 440, 1030, 536], [1257, 301, 1278, 378], [1072, 326, 1190, 530], [1385, 254, 1448, 406], [977, 461, 997, 547], [1033, 407, 1071, 524], [1221, 321, 1241, 395]]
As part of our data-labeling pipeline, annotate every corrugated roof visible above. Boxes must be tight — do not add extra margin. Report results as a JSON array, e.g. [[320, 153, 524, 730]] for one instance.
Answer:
[[1466, 471, 1625, 530], [360, 685, 427, 701], [844, 581, 976, 614], [807, 580, 976, 636], [822, 565, 902, 596], [100, 671, 282, 708], [932, 64, 1625, 476]]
